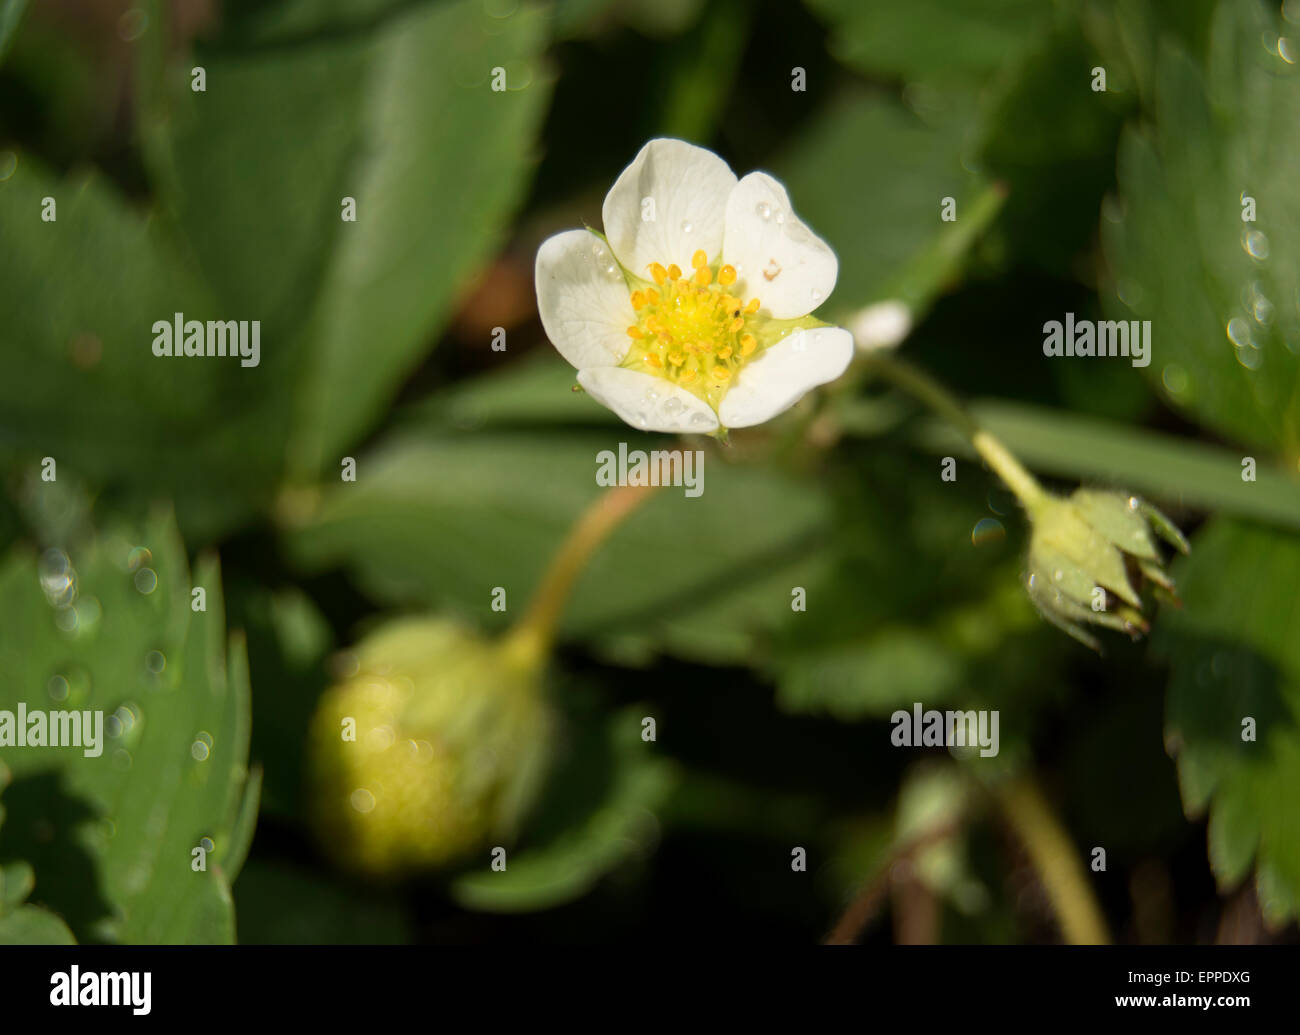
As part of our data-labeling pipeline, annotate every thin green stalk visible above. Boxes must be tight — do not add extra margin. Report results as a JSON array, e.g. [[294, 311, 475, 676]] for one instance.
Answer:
[[502, 482, 658, 668], [860, 353, 1050, 514]]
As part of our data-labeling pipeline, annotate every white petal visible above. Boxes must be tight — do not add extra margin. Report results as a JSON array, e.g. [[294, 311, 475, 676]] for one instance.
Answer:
[[718, 327, 853, 428], [722, 172, 837, 320], [536, 229, 635, 370], [602, 138, 737, 279], [577, 367, 719, 434], [849, 300, 912, 351]]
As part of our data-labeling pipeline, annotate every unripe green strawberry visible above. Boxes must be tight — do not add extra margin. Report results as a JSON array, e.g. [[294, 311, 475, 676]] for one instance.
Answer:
[[307, 617, 552, 876]]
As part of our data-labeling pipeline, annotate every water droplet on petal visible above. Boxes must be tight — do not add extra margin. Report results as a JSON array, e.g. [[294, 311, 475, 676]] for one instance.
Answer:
[[755, 202, 772, 221], [680, 220, 693, 234], [690, 412, 713, 428], [663, 397, 683, 415]]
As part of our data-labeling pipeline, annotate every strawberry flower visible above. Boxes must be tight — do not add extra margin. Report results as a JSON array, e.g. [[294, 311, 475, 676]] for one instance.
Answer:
[[536, 138, 853, 434]]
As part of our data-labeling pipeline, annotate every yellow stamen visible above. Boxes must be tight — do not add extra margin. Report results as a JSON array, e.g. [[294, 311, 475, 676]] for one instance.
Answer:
[[620, 256, 767, 406]]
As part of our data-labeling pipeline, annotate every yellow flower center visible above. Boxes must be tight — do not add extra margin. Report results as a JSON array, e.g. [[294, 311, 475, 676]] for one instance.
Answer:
[[622, 249, 762, 409]]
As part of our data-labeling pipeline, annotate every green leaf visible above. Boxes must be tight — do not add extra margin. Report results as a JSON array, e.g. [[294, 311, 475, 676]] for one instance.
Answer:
[[228, 585, 332, 818], [0, 509, 256, 943], [809, 1, 1124, 278], [233, 859, 409, 944], [0, 161, 278, 540], [0, 764, 76, 944], [451, 706, 677, 912], [772, 89, 997, 322], [1079, 0, 1220, 107], [975, 17, 1126, 274], [153, 0, 555, 479], [807, 0, 1048, 94], [283, 426, 834, 664], [0, 904, 77, 944], [1154, 518, 1300, 927], [203, 0, 429, 46], [290, 0, 553, 475], [775, 628, 964, 720], [0, 0, 26, 65], [1104, 1, 1300, 456], [1, 1, 554, 540], [0, 861, 33, 911], [405, 351, 613, 431], [907, 399, 1300, 531]]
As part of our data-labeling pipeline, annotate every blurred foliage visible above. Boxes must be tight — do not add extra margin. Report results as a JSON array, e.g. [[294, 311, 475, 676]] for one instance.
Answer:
[[0, 0, 1298, 943], [1156, 519, 1300, 928], [0, 510, 255, 943], [1105, 0, 1300, 455]]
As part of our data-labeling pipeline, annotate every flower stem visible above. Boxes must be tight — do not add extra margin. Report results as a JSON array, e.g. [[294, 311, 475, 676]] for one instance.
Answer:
[[995, 774, 1110, 945], [823, 818, 965, 945], [502, 482, 658, 669], [859, 353, 1050, 514]]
